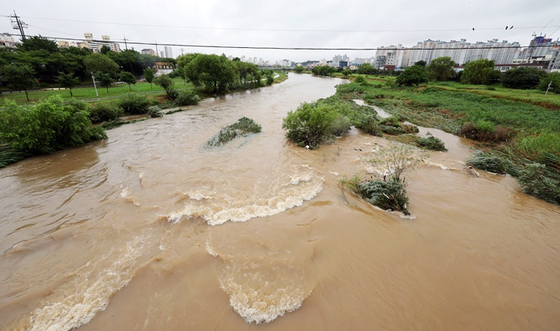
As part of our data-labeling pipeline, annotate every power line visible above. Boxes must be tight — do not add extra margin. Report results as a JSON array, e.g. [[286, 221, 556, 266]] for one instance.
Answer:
[[2, 14, 560, 33], [6, 33, 549, 51]]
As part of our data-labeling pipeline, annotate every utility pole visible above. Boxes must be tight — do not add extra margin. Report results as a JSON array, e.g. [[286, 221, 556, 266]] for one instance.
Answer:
[[10, 10, 28, 41], [155, 42, 159, 57], [91, 72, 99, 97], [123, 36, 128, 50], [545, 80, 553, 95]]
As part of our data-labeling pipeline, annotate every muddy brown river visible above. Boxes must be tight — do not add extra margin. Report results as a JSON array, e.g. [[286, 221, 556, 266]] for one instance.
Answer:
[[1, 74, 560, 330]]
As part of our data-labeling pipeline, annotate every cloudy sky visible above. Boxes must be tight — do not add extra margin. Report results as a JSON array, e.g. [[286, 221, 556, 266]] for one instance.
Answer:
[[2, 0, 559, 63]]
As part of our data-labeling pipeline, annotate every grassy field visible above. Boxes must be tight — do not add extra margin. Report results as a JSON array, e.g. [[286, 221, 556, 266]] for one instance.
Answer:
[[0, 77, 190, 105]]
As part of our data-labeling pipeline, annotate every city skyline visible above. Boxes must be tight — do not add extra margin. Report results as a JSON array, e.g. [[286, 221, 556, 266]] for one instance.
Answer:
[[2, 0, 560, 63]]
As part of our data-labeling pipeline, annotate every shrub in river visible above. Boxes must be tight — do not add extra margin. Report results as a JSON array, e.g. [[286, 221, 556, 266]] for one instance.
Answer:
[[358, 180, 409, 215], [88, 102, 123, 123], [459, 121, 514, 143], [118, 93, 155, 115], [331, 113, 352, 136], [147, 105, 163, 118], [0, 145, 31, 168], [206, 117, 262, 147], [354, 113, 382, 136], [0, 95, 106, 155], [518, 163, 560, 204], [466, 150, 507, 174], [417, 133, 447, 151], [174, 89, 201, 106], [282, 101, 341, 149]]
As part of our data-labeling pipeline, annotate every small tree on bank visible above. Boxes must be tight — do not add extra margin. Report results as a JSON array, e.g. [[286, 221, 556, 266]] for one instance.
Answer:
[[143, 68, 155, 89], [55, 72, 80, 97], [461, 59, 497, 85], [96, 72, 114, 94], [119, 71, 137, 92], [0, 64, 37, 101], [426, 56, 457, 81]]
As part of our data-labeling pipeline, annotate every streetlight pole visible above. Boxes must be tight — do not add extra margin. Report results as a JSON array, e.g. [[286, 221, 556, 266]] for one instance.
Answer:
[[91, 72, 99, 97]]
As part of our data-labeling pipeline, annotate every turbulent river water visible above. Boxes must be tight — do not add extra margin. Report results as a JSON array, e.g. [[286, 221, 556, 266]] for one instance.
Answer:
[[1, 74, 560, 330]]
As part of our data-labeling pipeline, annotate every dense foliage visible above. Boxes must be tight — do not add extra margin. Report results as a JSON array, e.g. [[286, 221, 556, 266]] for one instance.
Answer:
[[501, 67, 547, 89], [0, 95, 105, 154], [538, 72, 560, 94], [185, 54, 237, 94], [396, 65, 428, 86], [282, 101, 339, 148], [426, 57, 457, 81], [312, 65, 337, 77], [117, 93, 155, 114], [460, 59, 499, 85]]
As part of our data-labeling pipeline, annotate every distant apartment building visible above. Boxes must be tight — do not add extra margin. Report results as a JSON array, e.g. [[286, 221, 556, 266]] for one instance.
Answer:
[[375, 39, 523, 69], [0, 33, 17, 48], [63, 33, 121, 52], [141, 48, 156, 56], [164, 46, 172, 58]]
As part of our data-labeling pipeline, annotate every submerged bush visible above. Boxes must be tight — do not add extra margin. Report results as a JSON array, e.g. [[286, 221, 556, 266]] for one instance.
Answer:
[[354, 113, 382, 136], [0, 96, 106, 155], [518, 163, 560, 204], [206, 117, 262, 146], [417, 133, 447, 151], [358, 180, 409, 215], [174, 89, 200, 106], [118, 93, 155, 114], [466, 150, 507, 174], [88, 102, 123, 123], [282, 102, 343, 149]]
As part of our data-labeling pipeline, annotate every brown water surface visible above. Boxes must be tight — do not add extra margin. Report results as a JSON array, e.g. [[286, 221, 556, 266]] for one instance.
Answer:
[[1, 74, 559, 330]]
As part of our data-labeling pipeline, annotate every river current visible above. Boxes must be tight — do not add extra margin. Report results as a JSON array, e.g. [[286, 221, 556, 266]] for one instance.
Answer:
[[1, 74, 559, 330]]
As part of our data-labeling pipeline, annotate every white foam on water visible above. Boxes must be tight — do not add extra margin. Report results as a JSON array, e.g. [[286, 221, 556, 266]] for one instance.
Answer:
[[166, 171, 324, 226], [15, 235, 149, 331], [218, 259, 311, 324]]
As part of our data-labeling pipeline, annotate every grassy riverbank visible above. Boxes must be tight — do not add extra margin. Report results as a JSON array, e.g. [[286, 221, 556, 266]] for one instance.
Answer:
[[336, 78, 560, 204]]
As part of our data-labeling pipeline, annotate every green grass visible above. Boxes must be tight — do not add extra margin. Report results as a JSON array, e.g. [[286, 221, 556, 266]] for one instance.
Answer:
[[336, 80, 560, 204], [0, 80, 195, 105]]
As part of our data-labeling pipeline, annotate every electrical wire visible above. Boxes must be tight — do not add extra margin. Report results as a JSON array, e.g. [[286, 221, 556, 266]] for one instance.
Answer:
[[5, 33, 552, 51]]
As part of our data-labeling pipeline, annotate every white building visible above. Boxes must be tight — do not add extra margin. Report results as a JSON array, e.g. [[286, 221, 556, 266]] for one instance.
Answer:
[[164, 46, 172, 58], [0, 33, 17, 48]]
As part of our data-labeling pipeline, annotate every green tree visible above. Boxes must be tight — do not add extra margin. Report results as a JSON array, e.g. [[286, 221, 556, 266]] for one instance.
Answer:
[[396, 65, 428, 86], [0, 96, 105, 154], [294, 65, 305, 73], [119, 71, 137, 91], [426, 56, 457, 81], [18, 35, 59, 53], [55, 72, 80, 97], [502, 67, 547, 89], [312, 65, 337, 77], [143, 68, 155, 89], [357, 63, 378, 75], [342, 68, 352, 79], [0, 64, 37, 101], [538, 72, 560, 94], [84, 53, 120, 77], [461, 59, 496, 85], [96, 72, 114, 93], [154, 74, 175, 96], [100, 45, 111, 54], [185, 54, 237, 94], [414, 60, 427, 67], [176, 53, 201, 71]]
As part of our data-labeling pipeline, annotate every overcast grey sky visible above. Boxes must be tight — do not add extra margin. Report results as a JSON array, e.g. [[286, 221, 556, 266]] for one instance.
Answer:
[[2, 0, 559, 63]]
